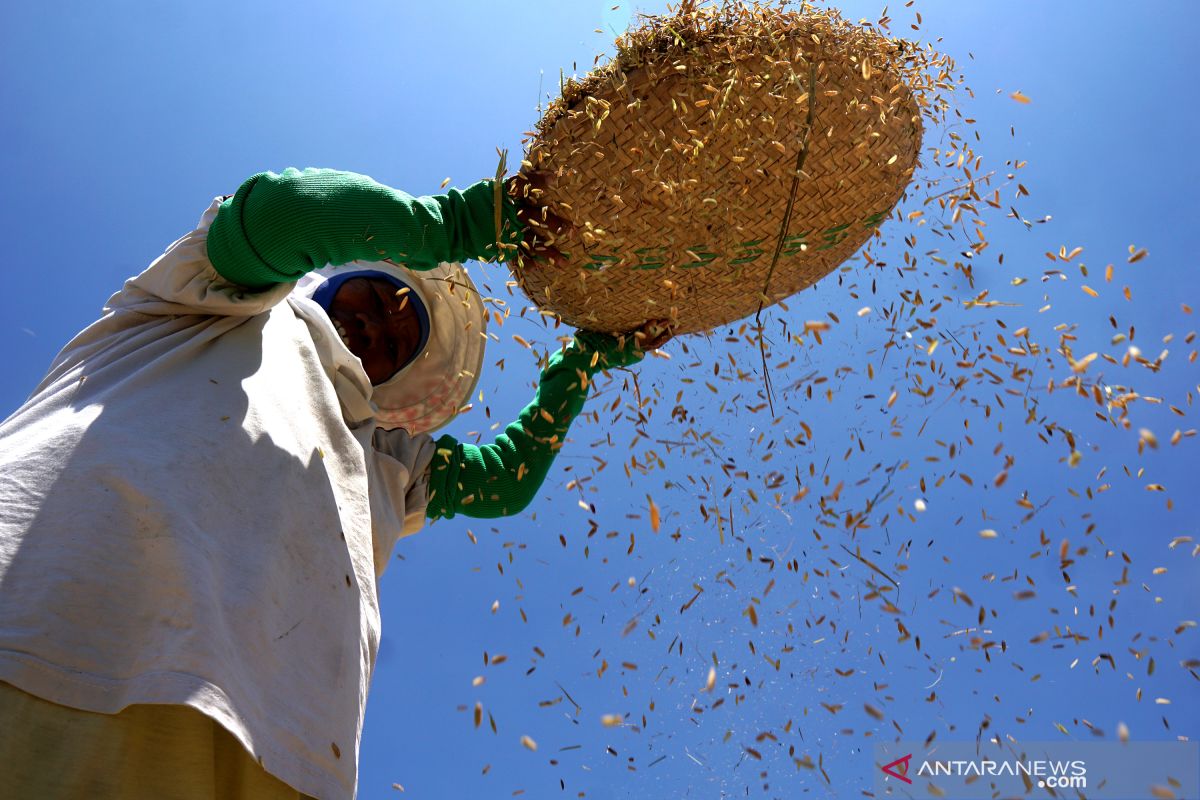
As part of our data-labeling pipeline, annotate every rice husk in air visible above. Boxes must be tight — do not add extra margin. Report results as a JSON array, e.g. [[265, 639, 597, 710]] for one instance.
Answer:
[[512, 0, 934, 335]]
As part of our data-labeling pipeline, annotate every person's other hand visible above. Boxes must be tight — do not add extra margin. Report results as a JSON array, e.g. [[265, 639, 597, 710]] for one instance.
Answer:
[[572, 318, 673, 371], [506, 171, 573, 268], [631, 318, 674, 352]]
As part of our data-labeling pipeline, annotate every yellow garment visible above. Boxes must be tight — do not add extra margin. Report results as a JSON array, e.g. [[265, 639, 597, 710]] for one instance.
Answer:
[[0, 682, 316, 800]]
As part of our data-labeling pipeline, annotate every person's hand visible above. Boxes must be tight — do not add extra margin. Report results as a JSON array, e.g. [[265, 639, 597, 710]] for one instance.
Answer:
[[572, 318, 673, 371], [631, 318, 674, 352], [505, 171, 573, 268]]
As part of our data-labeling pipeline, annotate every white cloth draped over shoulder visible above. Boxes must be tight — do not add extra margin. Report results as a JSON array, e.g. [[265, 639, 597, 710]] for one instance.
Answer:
[[0, 197, 442, 800]]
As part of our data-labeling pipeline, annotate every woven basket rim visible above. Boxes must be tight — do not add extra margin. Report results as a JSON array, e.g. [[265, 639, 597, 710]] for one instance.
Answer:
[[535, 4, 924, 144]]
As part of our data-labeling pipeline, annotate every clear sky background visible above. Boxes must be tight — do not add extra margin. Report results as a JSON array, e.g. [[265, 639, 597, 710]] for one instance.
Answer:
[[1, 1, 1197, 798]]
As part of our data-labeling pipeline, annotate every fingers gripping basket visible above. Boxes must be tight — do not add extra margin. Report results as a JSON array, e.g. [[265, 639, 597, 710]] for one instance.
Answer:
[[514, 2, 924, 336]]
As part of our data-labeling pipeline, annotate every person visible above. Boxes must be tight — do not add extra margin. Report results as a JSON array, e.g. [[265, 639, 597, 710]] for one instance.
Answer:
[[0, 166, 670, 799]]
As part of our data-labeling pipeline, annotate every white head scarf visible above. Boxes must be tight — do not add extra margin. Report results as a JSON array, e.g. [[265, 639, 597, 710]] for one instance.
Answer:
[[295, 260, 487, 433]]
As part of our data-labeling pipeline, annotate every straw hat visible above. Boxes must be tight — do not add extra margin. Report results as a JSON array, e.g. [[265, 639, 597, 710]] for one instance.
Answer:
[[296, 260, 486, 433], [512, 1, 924, 336]]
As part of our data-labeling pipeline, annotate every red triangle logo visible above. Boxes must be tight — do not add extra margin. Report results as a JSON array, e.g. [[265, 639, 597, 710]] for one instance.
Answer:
[[881, 753, 913, 784]]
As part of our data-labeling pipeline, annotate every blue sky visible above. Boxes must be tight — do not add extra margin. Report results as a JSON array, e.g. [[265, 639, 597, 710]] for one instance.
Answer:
[[1, 1, 1197, 798]]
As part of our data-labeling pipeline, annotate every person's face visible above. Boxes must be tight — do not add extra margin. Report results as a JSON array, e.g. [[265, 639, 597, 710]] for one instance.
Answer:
[[326, 277, 424, 385]]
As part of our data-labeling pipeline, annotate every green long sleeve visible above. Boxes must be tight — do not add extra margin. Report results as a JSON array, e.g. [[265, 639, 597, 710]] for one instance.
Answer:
[[206, 168, 523, 289], [426, 332, 647, 520]]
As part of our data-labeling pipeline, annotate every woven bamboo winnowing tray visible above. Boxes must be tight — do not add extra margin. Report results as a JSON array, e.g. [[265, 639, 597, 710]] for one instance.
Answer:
[[513, 3, 923, 336]]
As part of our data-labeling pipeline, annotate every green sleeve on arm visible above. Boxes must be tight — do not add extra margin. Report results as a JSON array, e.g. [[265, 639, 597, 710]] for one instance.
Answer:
[[205, 167, 524, 289], [425, 332, 646, 520]]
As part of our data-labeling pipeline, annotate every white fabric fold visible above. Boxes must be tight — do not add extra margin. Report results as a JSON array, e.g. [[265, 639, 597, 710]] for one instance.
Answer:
[[0, 197, 436, 800]]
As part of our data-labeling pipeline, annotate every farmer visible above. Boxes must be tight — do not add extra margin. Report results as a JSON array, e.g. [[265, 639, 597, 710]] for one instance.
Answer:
[[0, 167, 669, 799]]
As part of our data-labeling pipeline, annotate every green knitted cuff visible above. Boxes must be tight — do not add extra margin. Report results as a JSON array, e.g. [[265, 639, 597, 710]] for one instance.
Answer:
[[494, 180, 525, 264], [470, 178, 525, 263], [206, 169, 530, 289], [424, 331, 647, 522], [206, 174, 281, 289], [426, 430, 550, 520]]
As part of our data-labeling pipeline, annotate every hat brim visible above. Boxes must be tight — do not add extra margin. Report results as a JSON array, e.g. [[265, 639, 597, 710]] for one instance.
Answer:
[[296, 260, 487, 434]]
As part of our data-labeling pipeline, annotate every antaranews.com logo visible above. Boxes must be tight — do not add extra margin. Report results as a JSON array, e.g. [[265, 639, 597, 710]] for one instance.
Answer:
[[880, 751, 1087, 789], [875, 741, 1198, 799]]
